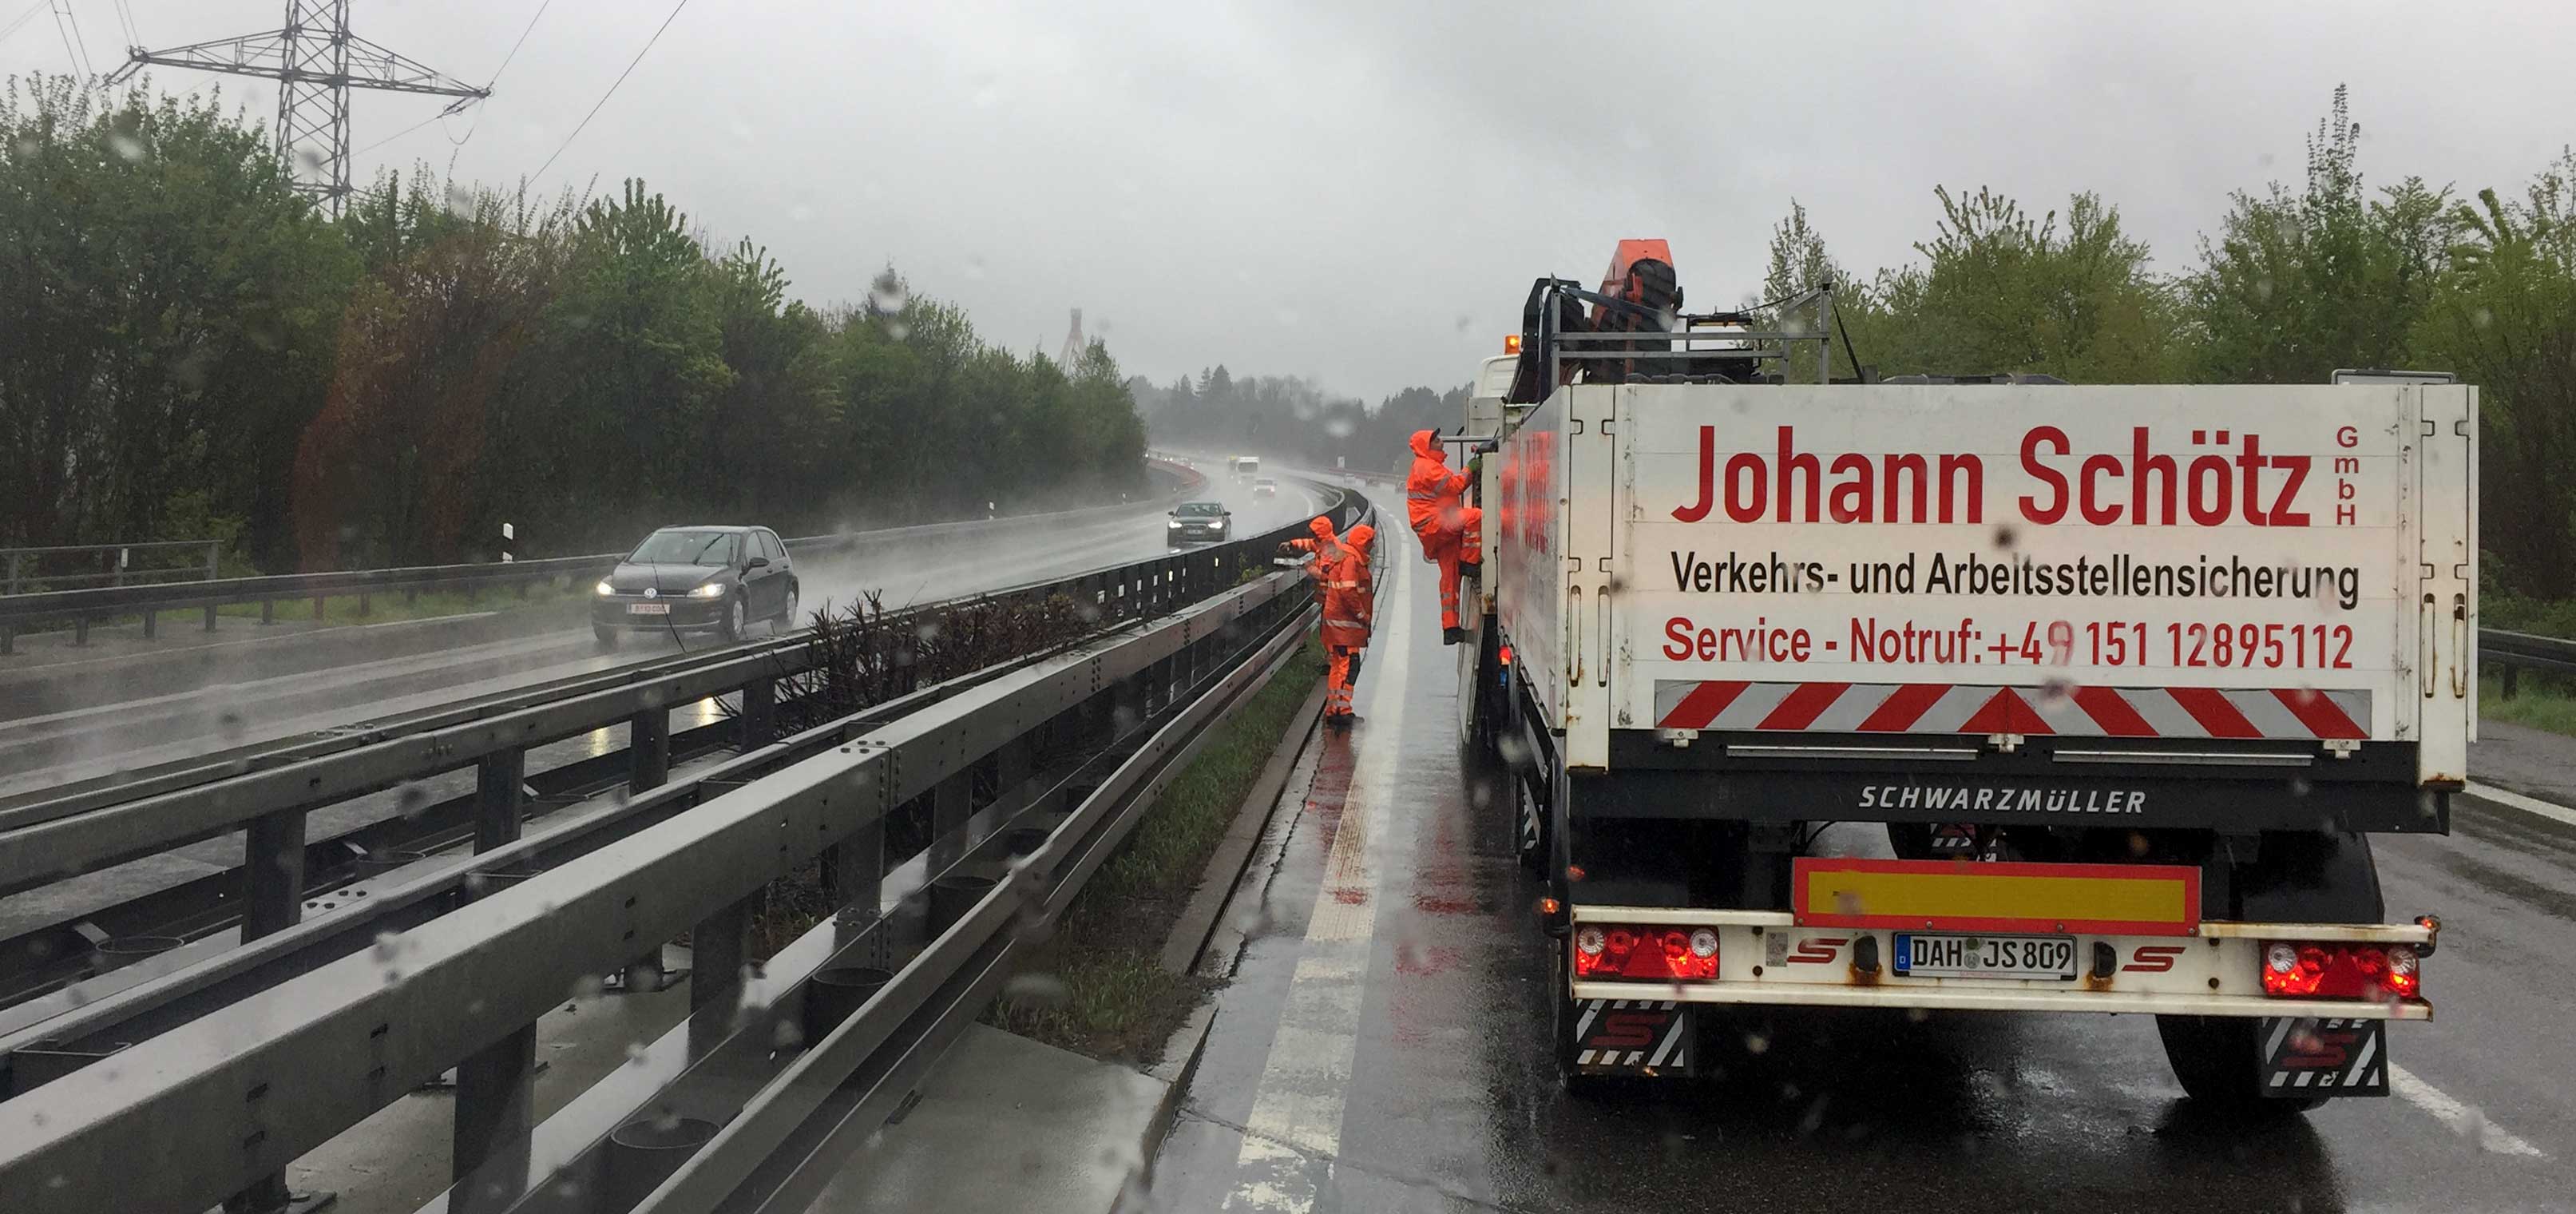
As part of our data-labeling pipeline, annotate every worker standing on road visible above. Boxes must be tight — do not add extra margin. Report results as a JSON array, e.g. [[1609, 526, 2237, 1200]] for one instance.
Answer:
[[1320, 522, 1376, 724], [1406, 429, 1472, 644]]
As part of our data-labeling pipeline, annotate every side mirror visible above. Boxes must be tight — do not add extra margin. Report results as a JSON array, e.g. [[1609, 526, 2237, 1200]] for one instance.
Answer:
[[1223, 511, 1233, 518], [745, 555, 771, 570]]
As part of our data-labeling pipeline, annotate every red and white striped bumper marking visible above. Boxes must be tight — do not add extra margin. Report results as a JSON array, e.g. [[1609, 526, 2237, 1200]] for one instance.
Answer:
[[1651, 680, 2368, 740]]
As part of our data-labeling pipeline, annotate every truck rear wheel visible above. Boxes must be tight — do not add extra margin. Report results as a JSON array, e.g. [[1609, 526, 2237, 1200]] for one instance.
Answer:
[[2154, 830, 2384, 1117], [2154, 1016, 2325, 1115]]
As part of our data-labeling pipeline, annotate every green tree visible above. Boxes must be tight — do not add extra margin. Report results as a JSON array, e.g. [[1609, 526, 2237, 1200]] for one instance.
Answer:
[[0, 74, 357, 565], [2186, 85, 2454, 383], [2413, 155, 2576, 597]]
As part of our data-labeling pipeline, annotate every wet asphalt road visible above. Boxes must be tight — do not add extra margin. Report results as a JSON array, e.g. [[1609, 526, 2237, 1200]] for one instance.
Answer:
[[0, 486, 1330, 799], [1146, 524, 2576, 1214]]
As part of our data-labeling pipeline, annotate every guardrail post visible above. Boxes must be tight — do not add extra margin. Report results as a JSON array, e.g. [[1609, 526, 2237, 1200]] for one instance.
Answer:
[[260, 598, 275, 625], [929, 771, 973, 871], [1, 625, 13, 656], [2503, 663, 2519, 700], [357, 593, 370, 617], [205, 540, 219, 584], [741, 676, 776, 749], [142, 608, 157, 639], [73, 615, 89, 646], [691, 895, 753, 1014], [631, 708, 672, 792], [453, 748, 534, 1196], [232, 807, 323, 1214], [204, 602, 218, 632], [311, 593, 326, 622], [824, 816, 884, 926]]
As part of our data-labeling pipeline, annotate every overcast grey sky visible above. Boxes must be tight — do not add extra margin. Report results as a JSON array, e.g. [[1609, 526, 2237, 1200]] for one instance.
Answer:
[[9, 1, 2575, 400]]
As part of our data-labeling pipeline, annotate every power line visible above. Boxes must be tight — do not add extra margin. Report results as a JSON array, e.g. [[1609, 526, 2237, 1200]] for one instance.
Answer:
[[486, 0, 551, 89], [50, 2, 89, 79], [0, 0, 50, 45], [109, 0, 137, 48], [527, 0, 687, 189], [351, 109, 451, 157]]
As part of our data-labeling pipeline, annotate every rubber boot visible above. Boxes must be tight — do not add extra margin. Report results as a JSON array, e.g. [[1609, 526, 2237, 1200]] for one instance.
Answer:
[[1444, 626, 1465, 645]]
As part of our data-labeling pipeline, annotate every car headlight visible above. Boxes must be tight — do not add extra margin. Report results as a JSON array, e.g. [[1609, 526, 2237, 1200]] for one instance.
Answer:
[[1167, 520, 1183, 529], [594, 580, 615, 596], [688, 582, 727, 599]]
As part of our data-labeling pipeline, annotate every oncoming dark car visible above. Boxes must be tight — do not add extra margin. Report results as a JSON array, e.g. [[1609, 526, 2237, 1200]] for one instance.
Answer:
[[592, 526, 798, 645], [1167, 501, 1232, 547]]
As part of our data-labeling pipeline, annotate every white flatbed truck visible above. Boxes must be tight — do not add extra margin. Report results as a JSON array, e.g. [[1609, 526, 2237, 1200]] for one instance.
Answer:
[[1455, 244, 2467, 1110]]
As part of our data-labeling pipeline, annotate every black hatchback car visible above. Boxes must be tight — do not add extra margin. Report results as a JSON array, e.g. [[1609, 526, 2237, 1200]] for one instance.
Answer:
[[592, 526, 799, 645], [1167, 501, 1232, 547]]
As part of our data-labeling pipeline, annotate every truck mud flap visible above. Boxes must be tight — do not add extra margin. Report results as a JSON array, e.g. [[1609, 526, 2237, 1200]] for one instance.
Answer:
[[1573, 998, 1690, 1074], [2261, 1016, 2388, 1097]]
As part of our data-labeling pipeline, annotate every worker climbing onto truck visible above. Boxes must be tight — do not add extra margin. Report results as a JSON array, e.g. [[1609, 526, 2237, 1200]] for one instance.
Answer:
[[1319, 522, 1376, 724], [1405, 428, 1472, 644], [1456, 502, 1482, 581]]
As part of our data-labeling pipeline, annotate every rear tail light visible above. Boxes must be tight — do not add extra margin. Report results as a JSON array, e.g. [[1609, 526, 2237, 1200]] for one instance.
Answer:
[[2260, 939, 2422, 999], [1572, 922, 1718, 981]]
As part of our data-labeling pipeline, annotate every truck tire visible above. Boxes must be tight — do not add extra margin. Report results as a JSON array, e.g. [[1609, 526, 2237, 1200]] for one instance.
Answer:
[[1885, 822, 1936, 860], [2154, 830, 2383, 1117], [2155, 1016, 2325, 1115]]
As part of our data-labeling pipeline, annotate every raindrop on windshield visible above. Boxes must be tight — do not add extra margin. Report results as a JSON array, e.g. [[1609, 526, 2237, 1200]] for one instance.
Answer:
[[372, 930, 404, 961], [626, 1041, 650, 1065], [1744, 1030, 1770, 1055], [107, 133, 147, 162], [396, 783, 432, 819]]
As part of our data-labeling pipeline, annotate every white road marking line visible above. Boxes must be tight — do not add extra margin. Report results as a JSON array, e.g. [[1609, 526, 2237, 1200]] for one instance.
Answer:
[[1222, 538, 1414, 1213], [2388, 1063, 2550, 1158], [2463, 781, 2576, 829]]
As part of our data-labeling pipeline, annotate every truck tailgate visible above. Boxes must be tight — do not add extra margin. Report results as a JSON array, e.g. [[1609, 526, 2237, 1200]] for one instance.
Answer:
[[1610, 384, 2474, 787]]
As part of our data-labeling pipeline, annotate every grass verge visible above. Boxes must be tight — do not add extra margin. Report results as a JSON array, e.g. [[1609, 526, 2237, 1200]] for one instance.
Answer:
[[2481, 681, 2576, 738], [988, 637, 1326, 1065]]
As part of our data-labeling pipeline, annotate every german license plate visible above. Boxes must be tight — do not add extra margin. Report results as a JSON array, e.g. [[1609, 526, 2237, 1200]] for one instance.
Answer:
[[1893, 932, 2077, 980], [627, 603, 669, 616]]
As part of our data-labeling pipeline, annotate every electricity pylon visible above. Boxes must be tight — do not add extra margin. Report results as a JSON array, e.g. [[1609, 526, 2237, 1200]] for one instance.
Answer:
[[108, 0, 489, 217]]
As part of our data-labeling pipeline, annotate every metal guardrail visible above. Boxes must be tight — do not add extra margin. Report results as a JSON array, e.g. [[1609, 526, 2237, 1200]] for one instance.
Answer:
[[1, 539, 222, 595], [2483, 628, 2576, 699], [0, 478, 1210, 653], [0, 490, 1365, 1213], [0, 483, 1355, 926]]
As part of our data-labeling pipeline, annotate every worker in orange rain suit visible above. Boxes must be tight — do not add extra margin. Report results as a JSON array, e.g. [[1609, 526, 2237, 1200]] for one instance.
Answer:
[[1406, 429, 1472, 644], [1319, 522, 1377, 724], [1279, 516, 1339, 589], [1456, 503, 1483, 582]]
